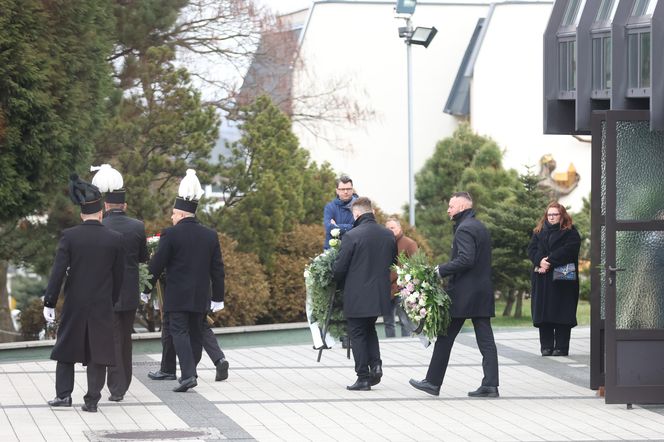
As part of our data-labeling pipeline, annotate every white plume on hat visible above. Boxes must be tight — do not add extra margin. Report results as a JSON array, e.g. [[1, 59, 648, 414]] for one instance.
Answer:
[[90, 164, 123, 193], [178, 169, 204, 201]]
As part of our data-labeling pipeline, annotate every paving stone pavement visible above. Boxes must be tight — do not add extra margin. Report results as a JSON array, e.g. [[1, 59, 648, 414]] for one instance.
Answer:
[[2, 326, 664, 441]]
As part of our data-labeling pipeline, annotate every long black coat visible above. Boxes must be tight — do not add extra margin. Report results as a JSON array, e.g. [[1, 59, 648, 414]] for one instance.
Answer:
[[437, 209, 494, 318], [103, 209, 149, 312], [148, 217, 224, 313], [527, 223, 581, 327], [333, 213, 397, 318], [44, 220, 125, 365]]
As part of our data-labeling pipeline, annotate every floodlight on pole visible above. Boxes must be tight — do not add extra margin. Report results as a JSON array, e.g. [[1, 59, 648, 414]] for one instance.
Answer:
[[395, 1, 437, 227]]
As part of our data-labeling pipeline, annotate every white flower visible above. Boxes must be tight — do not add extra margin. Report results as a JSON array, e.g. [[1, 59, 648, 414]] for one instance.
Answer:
[[405, 274, 412, 282], [418, 297, 426, 306], [421, 281, 429, 289], [331, 228, 341, 238], [329, 238, 339, 247], [304, 270, 310, 278]]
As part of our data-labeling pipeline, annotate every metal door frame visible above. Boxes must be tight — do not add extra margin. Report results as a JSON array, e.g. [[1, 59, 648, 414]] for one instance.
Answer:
[[604, 109, 664, 405], [590, 110, 606, 390]]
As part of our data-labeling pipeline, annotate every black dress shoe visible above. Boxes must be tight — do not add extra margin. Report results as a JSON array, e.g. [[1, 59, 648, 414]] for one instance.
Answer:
[[47, 396, 72, 407], [173, 376, 198, 392], [370, 364, 383, 386], [108, 394, 124, 402], [468, 386, 499, 397], [541, 348, 553, 356], [552, 349, 569, 356], [346, 379, 371, 391], [409, 378, 440, 396], [215, 358, 229, 381], [81, 403, 98, 412], [148, 370, 177, 380]]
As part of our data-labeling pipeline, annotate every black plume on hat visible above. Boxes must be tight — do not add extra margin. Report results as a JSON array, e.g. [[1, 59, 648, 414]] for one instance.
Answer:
[[68, 174, 103, 214]]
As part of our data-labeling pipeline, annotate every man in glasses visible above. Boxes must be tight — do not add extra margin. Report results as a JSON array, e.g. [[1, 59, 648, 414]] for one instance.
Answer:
[[323, 175, 357, 249]]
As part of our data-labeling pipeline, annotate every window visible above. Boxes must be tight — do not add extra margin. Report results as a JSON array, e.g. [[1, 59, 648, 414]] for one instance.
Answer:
[[559, 39, 576, 94], [595, 0, 616, 22], [562, 0, 583, 27], [592, 35, 612, 93], [627, 31, 651, 93], [631, 0, 650, 16]]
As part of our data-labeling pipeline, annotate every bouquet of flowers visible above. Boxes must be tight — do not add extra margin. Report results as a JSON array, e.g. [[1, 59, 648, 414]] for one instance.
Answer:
[[304, 228, 345, 345], [139, 234, 163, 312], [394, 252, 452, 341]]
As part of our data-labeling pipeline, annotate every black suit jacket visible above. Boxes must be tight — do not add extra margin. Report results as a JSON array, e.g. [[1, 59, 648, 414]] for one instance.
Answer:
[[44, 220, 125, 364], [437, 209, 494, 318], [148, 217, 225, 313], [103, 209, 149, 311], [333, 213, 397, 318]]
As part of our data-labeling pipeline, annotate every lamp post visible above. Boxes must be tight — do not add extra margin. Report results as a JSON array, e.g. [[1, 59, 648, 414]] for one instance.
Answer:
[[396, 1, 437, 227]]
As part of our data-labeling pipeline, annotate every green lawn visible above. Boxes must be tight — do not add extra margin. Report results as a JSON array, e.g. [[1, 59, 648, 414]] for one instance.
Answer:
[[490, 299, 590, 328]]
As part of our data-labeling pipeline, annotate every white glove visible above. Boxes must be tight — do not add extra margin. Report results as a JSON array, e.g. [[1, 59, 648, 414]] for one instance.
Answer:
[[43, 307, 55, 323], [211, 301, 224, 312], [140, 293, 150, 304]]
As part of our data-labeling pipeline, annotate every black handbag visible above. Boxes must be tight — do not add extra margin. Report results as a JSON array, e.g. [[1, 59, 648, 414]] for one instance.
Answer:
[[552, 263, 577, 281]]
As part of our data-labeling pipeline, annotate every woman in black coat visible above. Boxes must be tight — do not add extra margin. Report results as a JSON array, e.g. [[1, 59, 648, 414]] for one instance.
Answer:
[[527, 202, 581, 356]]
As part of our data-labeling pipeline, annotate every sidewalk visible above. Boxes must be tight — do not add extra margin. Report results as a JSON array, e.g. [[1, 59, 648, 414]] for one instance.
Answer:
[[1, 326, 664, 441]]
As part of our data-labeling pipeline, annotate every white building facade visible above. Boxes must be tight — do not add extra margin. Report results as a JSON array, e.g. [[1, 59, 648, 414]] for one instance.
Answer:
[[285, 0, 589, 215]]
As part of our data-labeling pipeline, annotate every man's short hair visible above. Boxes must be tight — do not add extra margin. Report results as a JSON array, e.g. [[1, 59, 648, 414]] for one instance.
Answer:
[[451, 191, 473, 204], [351, 196, 372, 214], [385, 217, 401, 228], [337, 174, 353, 187]]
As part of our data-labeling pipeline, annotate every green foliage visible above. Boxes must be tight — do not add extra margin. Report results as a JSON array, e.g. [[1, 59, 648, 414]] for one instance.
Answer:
[[415, 123, 520, 263], [260, 224, 325, 324], [94, 46, 220, 222], [210, 234, 270, 327], [8, 274, 45, 310], [305, 247, 345, 339], [572, 195, 591, 262], [209, 96, 309, 266], [301, 162, 338, 225], [0, 0, 113, 222], [484, 169, 549, 295]]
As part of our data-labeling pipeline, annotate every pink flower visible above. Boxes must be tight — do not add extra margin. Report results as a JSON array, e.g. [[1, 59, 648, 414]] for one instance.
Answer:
[[406, 282, 414, 292], [420, 308, 427, 316]]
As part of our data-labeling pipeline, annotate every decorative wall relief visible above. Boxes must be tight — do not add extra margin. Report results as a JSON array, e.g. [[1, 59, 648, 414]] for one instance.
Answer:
[[538, 154, 580, 196]]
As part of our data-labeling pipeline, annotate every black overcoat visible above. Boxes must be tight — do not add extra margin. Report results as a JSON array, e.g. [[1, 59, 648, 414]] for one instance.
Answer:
[[103, 209, 149, 312], [147, 217, 224, 313], [437, 209, 494, 318], [333, 213, 397, 318], [44, 220, 125, 365], [527, 223, 581, 327]]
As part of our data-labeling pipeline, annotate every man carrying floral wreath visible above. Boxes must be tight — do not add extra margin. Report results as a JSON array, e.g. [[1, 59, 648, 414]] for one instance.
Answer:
[[333, 197, 397, 391], [409, 191, 499, 398]]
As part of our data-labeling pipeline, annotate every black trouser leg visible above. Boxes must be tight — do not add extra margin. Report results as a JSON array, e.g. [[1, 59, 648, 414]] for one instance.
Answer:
[[160, 313, 177, 374], [472, 318, 499, 387], [425, 318, 465, 387], [84, 363, 106, 406], [169, 311, 204, 379], [202, 320, 225, 364], [189, 313, 204, 368], [55, 361, 75, 399], [347, 317, 378, 380], [539, 324, 555, 350], [107, 310, 135, 396], [554, 325, 571, 351], [366, 318, 381, 368]]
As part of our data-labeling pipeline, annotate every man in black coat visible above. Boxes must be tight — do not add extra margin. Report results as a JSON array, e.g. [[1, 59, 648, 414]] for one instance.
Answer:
[[410, 192, 499, 398], [100, 189, 148, 401], [145, 169, 225, 392], [44, 175, 125, 412], [333, 197, 397, 391]]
